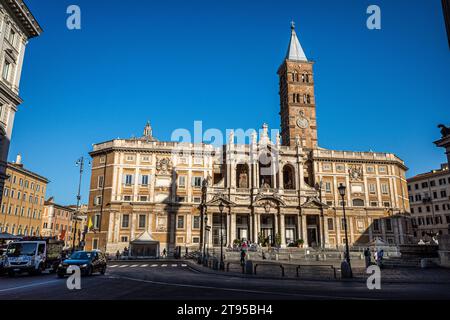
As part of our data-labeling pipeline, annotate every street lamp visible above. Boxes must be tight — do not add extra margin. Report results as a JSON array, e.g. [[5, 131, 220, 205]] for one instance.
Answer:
[[338, 183, 353, 278], [219, 200, 225, 271]]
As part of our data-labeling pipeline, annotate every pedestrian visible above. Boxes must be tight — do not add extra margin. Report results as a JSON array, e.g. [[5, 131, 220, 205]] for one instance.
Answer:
[[364, 247, 371, 268], [162, 248, 167, 258], [116, 250, 120, 260], [378, 249, 384, 267], [240, 249, 246, 267]]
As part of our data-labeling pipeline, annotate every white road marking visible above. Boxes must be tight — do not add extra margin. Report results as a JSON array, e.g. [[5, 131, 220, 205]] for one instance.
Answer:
[[119, 265, 128, 268], [181, 264, 187, 267], [140, 264, 148, 267], [151, 264, 158, 267], [0, 280, 60, 293], [171, 264, 177, 267], [109, 265, 118, 268], [161, 264, 167, 267], [130, 265, 138, 268]]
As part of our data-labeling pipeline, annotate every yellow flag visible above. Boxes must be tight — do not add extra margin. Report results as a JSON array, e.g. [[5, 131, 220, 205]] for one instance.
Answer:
[[87, 216, 93, 229]]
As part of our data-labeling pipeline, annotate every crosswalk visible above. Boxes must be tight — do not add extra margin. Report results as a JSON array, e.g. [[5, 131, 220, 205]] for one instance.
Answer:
[[108, 263, 188, 269]]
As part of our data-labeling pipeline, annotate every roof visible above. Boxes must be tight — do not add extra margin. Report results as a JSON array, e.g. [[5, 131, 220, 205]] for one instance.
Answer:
[[285, 21, 307, 62], [130, 231, 159, 244], [6, 162, 49, 183], [1, 0, 42, 38], [407, 165, 450, 183]]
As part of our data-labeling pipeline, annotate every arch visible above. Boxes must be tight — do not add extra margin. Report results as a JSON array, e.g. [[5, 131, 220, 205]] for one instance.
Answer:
[[236, 163, 249, 188], [352, 199, 365, 207], [282, 164, 296, 190]]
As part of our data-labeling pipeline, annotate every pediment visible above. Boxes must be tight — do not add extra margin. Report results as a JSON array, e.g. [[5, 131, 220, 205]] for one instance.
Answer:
[[301, 196, 328, 209]]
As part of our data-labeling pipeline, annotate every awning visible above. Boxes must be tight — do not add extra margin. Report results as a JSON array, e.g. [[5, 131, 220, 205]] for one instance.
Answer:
[[0, 233, 22, 240], [130, 231, 159, 245]]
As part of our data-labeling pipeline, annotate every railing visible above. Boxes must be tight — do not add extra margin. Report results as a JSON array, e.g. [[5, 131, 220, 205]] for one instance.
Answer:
[[296, 264, 337, 279], [253, 263, 285, 277], [312, 149, 405, 164]]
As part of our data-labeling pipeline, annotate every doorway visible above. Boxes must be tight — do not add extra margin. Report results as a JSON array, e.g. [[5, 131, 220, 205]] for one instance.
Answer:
[[307, 226, 318, 247]]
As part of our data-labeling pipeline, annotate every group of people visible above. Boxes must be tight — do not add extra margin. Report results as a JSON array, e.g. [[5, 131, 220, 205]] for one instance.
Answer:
[[115, 247, 129, 260], [363, 247, 384, 268]]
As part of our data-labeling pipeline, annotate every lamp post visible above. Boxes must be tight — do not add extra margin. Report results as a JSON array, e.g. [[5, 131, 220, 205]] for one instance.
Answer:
[[199, 179, 208, 263], [72, 157, 86, 252], [219, 200, 225, 271], [315, 180, 325, 249], [338, 183, 352, 278]]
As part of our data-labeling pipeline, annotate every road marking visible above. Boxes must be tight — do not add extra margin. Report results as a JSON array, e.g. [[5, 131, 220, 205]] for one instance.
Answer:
[[140, 264, 148, 267], [161, 264, 167, 267], [171, 264, 177, 267], [119, 265, 128, 268], [151, 264, 158, 267], [109, 275, 376, 300], [109, 265, 118, 268], [181, 264, 187, 267], [0, 280, 60, 293], [130, 265, 138, 268]]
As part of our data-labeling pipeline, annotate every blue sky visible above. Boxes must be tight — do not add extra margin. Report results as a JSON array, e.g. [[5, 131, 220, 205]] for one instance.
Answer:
[[10, 0, 450, 205]]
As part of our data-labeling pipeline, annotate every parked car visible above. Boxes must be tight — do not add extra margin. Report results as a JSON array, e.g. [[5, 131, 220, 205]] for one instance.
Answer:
[[57, 251, 107, 278]]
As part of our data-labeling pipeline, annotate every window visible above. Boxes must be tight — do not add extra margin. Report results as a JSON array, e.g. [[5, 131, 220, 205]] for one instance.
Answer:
[[383, 202, 390, 207], [381, 184, 389, 194], [435, 204, 440, 212], [94, 214, 100, 229], [325, 182, 331, 193], [369, 184, 376, 194], [94, 196, 102, 206], [336, 165, 345, 172], [386, 219, 392, 231], [327, 218, 334, 231], [370, 201, 378, 207], [352, 199, 364, 207], [426, 206, 430, 213], [178, 176, 186, 188], [8, 28, 15, 44], [3, 188, 8, 197], [141, 175, 149, 186], [433, 191, 438, 199], [125, 155, 135, 162], [176, 196, 186, 203], [341, 218, 346, 230], [177, 216, 185, 229], [415, 184, 419, 190], [10, 190, 14, 198], [122, 214, 130, 228], [98, 176, 104, 188], [378, 166, 387, 173], [441, 190, 447, 198], [138, 215, 146, 228], [193, 216, 200, 229], [99, 156, 106, 164], [357, 219, 365, 231], [422, 182, 428, 188], [367, 166, 375, 173], [2, 60, 11, 81], [92, 239, 99, 250], [120, 236, 128, 242], [139, 195, 148, 202], [192, 237, 200, 244], [418, 207, 422, 213], [193, 197, 201, 203], [17, 191, 21, 200], [192, 176, 202, 188], [373, 219, 380, 231], [141, 155, 150, 162], [123, 195, 131, 201], [124, 174, 133, 186]]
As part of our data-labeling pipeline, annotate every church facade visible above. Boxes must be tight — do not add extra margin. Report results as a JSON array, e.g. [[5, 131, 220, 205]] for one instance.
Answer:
[[85, 24, 412, 255]]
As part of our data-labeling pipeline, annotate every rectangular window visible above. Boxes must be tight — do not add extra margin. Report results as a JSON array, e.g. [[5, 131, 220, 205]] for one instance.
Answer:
[[370, 201, 378, 207], [141, 155, 150, 162], [193, 197, 201, 203], [378, 166, 387, 173], [369, 184, 376, 194], [192, 237, 200, 244], [386, 219, 392, 231], [123, 195, 132, 201], [373, 219, 380, 231], [99, 156, 106, 164], [8, 28, 15, 44], [139, 195, 148, 202], [430, 180, 436, 187], [176, 196, 186, 203], [366, 166, 375, 173], [124, 174, 133, 186], [94, 196, 102, 206], [327, 218, 334, 231], [341, 218, 346, 230], [381, 184, 389, 194], [94, 214, 100, 229], [141, 175, 149, 186], [178, 176, 186, 188], [441, 190, 447, 198], [2, 60, 11, 81], [325, 182, 331, 193], [122, 214, 130, 228], [138, 215, 146, 228], [120, 236, 128, 243], [92, 239, 99, 250], [192, 176, 202, 188], [177, 216, 185, 229], [193, 216, 200, 229], [422, 182, 428, 188], [98, 176, 104, 188], [383, 202, 390, 208]]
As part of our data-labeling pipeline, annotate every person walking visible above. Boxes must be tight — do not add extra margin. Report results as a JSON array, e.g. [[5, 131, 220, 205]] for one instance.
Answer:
[[377, 249, 384, 268], [162, 248, 167, 258], [364, 247, 371, 268], [116, 250, 120, 260], [240, 248, 246, 267]]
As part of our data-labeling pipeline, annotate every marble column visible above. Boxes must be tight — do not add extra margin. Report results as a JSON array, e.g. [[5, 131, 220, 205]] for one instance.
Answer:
[[280, 213, 286, 247], [302, 214, 307, 247], [230, 212, 236, 243]]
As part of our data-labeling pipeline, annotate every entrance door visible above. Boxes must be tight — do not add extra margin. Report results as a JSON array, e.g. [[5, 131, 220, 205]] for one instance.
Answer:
[[307, 227, 318, 247]]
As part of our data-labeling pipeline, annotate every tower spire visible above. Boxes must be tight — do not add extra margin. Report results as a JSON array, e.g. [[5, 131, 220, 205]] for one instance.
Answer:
[[286, 21, 307, 61]]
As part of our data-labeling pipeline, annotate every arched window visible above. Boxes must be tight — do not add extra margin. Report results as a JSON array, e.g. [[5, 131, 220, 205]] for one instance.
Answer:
[[282, 165, 296, 190], [302, 74, 305, 82], [306, 74, 310, 83], [352, 199, 365, 207], [306, 94, 311, 104], [259, 151, 273, 188]]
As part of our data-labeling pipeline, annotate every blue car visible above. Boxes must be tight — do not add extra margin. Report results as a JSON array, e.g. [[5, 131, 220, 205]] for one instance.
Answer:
[[57, 251, 107, 278]]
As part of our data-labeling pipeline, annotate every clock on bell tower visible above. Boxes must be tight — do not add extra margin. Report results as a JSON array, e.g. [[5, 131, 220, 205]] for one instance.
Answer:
[[278, 22, 318, 149]]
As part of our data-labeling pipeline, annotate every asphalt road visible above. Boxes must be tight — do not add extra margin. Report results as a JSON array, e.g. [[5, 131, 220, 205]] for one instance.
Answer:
[[1, 261, 450, 300]]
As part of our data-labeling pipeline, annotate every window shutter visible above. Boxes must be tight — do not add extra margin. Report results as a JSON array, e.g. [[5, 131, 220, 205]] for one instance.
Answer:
[[122, 174, 127, 184], [131, 174, 135, 185]]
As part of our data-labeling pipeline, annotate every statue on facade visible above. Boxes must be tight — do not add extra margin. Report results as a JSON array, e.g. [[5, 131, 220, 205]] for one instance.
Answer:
[[238, 172, 248, 188], [438, 124, 450, 138]]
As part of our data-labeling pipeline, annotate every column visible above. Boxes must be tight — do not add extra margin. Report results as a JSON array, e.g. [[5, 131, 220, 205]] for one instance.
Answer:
[[249, 213, 254, 242], [280, 213, 286, 247], [297, 214, 302, 241], [368, 217, 373, 242], [254, 212, 259, 242], [348, 216, 354, 245], [302, 214, 307, 246], [398, 218, 404, 244], [230, 213, 236, 243], [207, 212, 213, 248], [335, 213, 341, 249]]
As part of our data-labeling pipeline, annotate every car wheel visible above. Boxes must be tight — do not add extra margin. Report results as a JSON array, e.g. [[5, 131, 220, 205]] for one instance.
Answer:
[[7, 270, 15, 277], [100, 266, 106, 275]]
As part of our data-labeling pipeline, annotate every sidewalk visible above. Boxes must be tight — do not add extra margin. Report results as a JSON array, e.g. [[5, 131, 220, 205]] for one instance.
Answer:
[[184, 259, 450, 285]]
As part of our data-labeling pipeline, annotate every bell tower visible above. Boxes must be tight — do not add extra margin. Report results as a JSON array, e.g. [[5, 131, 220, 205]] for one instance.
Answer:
[[278, 22, 318, 149]]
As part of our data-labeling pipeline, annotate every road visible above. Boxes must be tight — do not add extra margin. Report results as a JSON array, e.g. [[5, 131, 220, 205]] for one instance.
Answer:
[[1, 261, 449, 300]]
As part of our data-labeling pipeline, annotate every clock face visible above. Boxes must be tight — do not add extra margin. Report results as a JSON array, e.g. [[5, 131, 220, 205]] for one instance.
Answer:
[[296, 117, 309, 129]]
